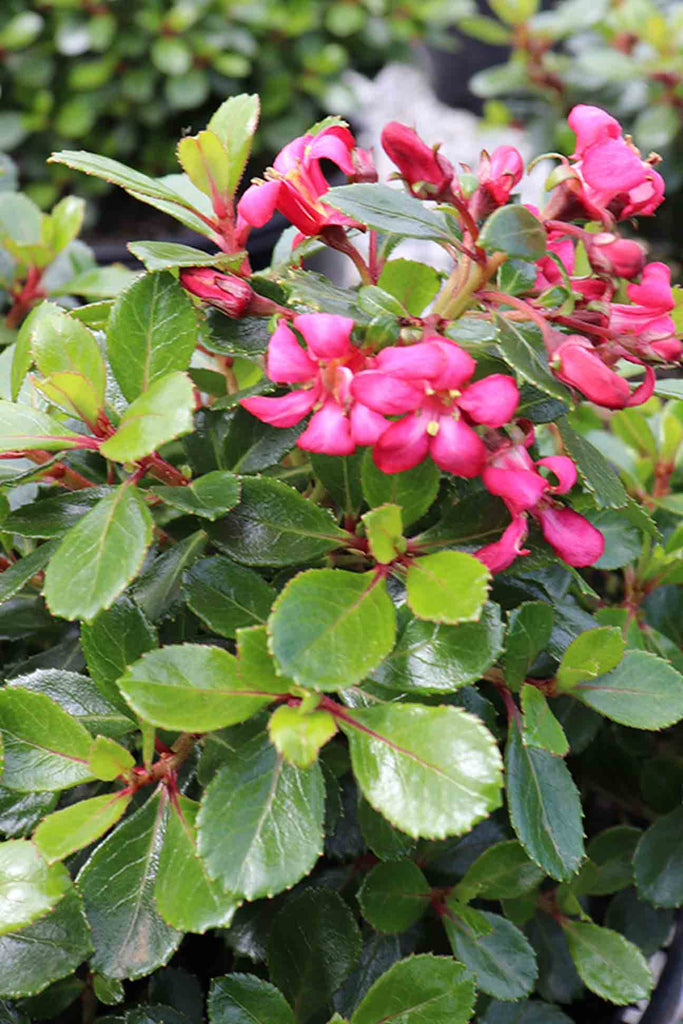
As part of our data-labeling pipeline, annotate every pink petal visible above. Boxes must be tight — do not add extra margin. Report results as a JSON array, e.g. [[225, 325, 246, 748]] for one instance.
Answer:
[[241, 389, 317, 428], [298, 399, 355, 455], [429, 416, 486, 477], [482, 465, 548, 515], [626, 262, 674, 311], [308, 133, 355, 175], [349, 403, 388, 445], [537, 507, 605, 566], [568, 105, 621, 157], [351, 371, 424, 415], [273, 136, 308, 174], [237, 180, 281, 227], [373, 413, 430, 474], [429, 341, 477, 390], [475, 515, 530, 574], [267, 322, 318, 383], [376, 342, 447, 381], [554, 341, 631, 409], [276, 183, 326, 236], [489, 145, 524, 186], [457, 374, 519, 427], [581, 138, 646, 193], [293, 313, 354, 359], [536, 456, 577, 495]]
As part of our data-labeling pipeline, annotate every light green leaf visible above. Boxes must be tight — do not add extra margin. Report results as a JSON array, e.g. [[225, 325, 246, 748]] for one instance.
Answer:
[[128, 241, 243, 273], [0, 840, 71, 935], [562, 921, 652, 1005], [183, 555, 275, 639], [378, 259, 441, 316], [571, 650, 683, 729], [556, 626, 625, 691], [177, 130, 231, 202], [268, 706, 337, 767], [0, 401, 83, 453], [150, 470, 240, 521], [33, 793, 131, 865], [480, 206, 546, 259], [362, 504, 403, 564], [350, 954, 475, 1024], [208, 974, 295, 1024], [20, 302, 106, 411], [521, 685, 569, 756], [99, 371, 195, 463], [237, 624, 295, 691], [8, 668, 134, 739], [88, 736, 135, 780], [208, 93, 260, 196], [406, 551, 490, 624], [358, 860, 430, 933]]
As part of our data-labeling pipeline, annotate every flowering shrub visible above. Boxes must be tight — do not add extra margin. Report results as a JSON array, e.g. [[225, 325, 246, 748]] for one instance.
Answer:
[[0, 94, 682, 1022]]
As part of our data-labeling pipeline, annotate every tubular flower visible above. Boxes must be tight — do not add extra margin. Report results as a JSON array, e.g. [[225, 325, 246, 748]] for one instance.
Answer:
[[469, 146, 524, 219], [482, 444, 578, 516], [351, 338, 519, 475], [609, 262, 682, 361], [240, 314, 387, 456], [178, 268, 280, 318], [550, 335, 657, 408], [475, 515, 530, 574], [237, 125, 358, 239], [380, 122, 455, 200]]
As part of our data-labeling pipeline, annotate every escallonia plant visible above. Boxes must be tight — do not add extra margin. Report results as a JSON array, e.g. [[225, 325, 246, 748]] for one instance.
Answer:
[[0, 95, 682, 1023]]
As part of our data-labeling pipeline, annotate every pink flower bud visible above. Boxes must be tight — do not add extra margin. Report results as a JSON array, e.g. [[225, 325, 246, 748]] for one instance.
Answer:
[[568, 105, 621, 158], [179, 268, 254, 317], [381, 122, 454, 200], [587, 234, 646, 279], [349, 147, 378, 183], [537, 507, 605, 567], [552, 337, 631, 408], [475, 515, 530, 574]]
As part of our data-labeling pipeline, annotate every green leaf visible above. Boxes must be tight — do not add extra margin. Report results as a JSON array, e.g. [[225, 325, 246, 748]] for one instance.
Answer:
[[155, 797, 239, 934], [480, 206, 546, 259], [76, 792, 181, 979], [0, 888, 92, 999], [570, 649, 683, 729], [43, 485, 153, 622], [128, 241, 243, 274], [268, 706, 337, 768], [0, 840, 70, 935], [268, 569, 396, 690], [358, 860, 430, 933], [88, 736, 135, 780], [0, 541, 59, 607], [556, 417, 628, 509], [442, 904, 538, 1000], [131, 529, 207, 623], [488, 0, 539, 24], [119, 644, 280, 732], [269, 887, 361, 1022], [310, 451, 363, 515], [150, 471, 240, 521], [80, 596, 158, 711], [0, 689, 93, 792], [374, 603, 504, 694], [0, 788, 56, 839], [20, 303, 106, 412], [177, 130, 231, 203], [505, 715, 584, 880], [210, 477, 346, 567], [197, 735, 325, 900], [183, 555, 275, 639], [378, 260, 441, 316], [362, 504, 403, 564], [634, 806, 683, 907], [208, 974, 295, 1024], [222, 408, 304, 474], [10, 668, 134, 742], [2, 488, 112, 538], [573, 826, 640, 896], [497, 258, 538, 295], [208, 93, 260, 196], [325, 184, 453, 241], [237, 625, 295, 692], [99, 371, 194, 463], [33, 793, 131, 864], [455, 839, 546, 902], [92, 974, 124, 1006], [341, 703, 503, 839], [521, 685, 568, 756], [406, 551, 490, 624], [495, 319, 570, 402], [0, 401, 83, 453], [561, 921, 652, 1005], [556, 626, 625, 691], [504, 601, 553, 692], [350, 954, 475, 1024], [106, 271, 198, 402], [480, 1000, 572, 1023], [361, 450, 440, 529], [357, 798, 416, 861], [358, 286, 406, 319]]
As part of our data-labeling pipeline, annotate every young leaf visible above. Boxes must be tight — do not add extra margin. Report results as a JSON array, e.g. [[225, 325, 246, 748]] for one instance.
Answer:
[[0, 401, 84, 453], [454, 839, 546, 902], [521, 685, 569, 756], [0, 840, 71, 935], [208, 93, 260, 196], [361, 450, 441, 528], [183, 555, 275, 639], [362, 504, 403, 564], [99, 371, 195, 463], [197, 735, 325, 900], [155, 797, 240, 934], [571, 650, 683, 728], [0, 688, 93, 792], [406, 551, 490, 624], [22, 303, 106, 409], [119, 644, 281, 732], [269, 569, 396, 690], [208, 974, 295, 1024], [177, 130, 231, 204], [106, 270, 199, 401], [556, 417, 628, 509], [634, 806, 683, 908], [268, 706, 337, 768], [268, 887, 362, 1022], [556, 626, 625, 691], [76, 792, 181, 979], [325, 184, 453, 241], [495, 318, 570, 402], [150, 470, 240, 521], [80, 596, 158, 711], [128, 241, 244, 273], [33, 793, 131, 865], [480, 205, 546, 259], [88, 736, 135, 780], [378, 259, 441, 316], [43, 485, 153, 622], [350, 954, 475, 1024], [357, 860, 430, 933], [504, 601, 554, 691], [505, 715, 584, 880], [561, 921, 652, 1005], [340, 703, 503, 838], [442, 904, 538, 1000]]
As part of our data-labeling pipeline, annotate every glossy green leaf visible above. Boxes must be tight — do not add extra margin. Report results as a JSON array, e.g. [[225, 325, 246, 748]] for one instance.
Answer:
[[236, 624, 295, 691], [0, 401, 83, 453], [131, 529, 207, 623], [99, 371, 194, 462], [480, 1001, 572, 1024], [128, 241, 243, 273], [210, 476, 346, 566], [76, 792, 181, 979], [556, 626, 624, 691], [269, 569, 396, 690], [0, 840, 70, 935], [43, 485, 153, 622], [106, 271, 198, 401], [0, 788, 56, 839], [556, 418, 628, 509], [361, 450, 440, 528], [183, 555, 275, 639], [495, 319, 570, 402], [150, 471, 240, 521], [21, 303, 106, 408], [197, 735, 325, 900], [310, 451, 363, 515], [573, 826, 640, 896], [504, 601, 553, 691], [358, 860, 430, 933], [341, 703, 503, 838], [362, 504, 403, 564], [119, 644, 279, 731], [208, 93, 260, 196], [521, 685, 568, 756], [325, 184, 453, 241], [406, 551, 490, 624], [2, 488, 112, 538], [378, 259, 441, 315], [357, 797, 416, 862], [455, 839, 546, 902], [634, 806, 683, 907], [0, 541, 59, 607], [443, 904, 538, 1000], [208, 974, 295, 1024], [80, 596, 158, 711], [268, 706, 337, 767], [0, 688, 93, 792], [88, 736, 135, 780], [480, 206, 546, 259], [571, 649, 683, 728], [9, 669, 134, 739], [505, 716, 584, 880], [33, 793, 131, 865], [350, 954, 475, 1024], [561, 921, 652, 1005], [155, 797, 239, 934]]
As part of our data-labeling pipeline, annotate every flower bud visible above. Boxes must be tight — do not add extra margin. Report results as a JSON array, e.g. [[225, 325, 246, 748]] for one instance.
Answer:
[[179, 268, 254, 317], [380, 122, 454, 200], [349, 147, 378, 184], [537, 506, 605, 567], [552, 336, 631, 408], [587, 233, 646, 279]]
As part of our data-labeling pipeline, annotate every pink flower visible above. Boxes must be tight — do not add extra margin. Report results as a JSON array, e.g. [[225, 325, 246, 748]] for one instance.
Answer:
[[610, 263, 682, 361], [351, 338, 519, 475], [180, 268, 254, 316], [586, 234, 646, 280], [237, 126, 358, 239], [551, 336, 632, 409], [475, 515, 530, 574], [568, 105, 621, 158], [240, 314, 386, 456], [470, 146, 524, 219], [536, 506, 604, 566], [381, 123, 454, 200], [482, 444, 577, 516]]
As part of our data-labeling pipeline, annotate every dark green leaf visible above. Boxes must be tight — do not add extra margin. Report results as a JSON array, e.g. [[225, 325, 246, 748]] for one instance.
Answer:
[[561, 921, 651, 1005], [634, 806, 683, 908], [416, 491, 509, 550], [222, 408, 304, 474], [325, 184, 453, 241], [358, 860, 430, 933], [310, 452, 363, 516], [495, 319, 570, 402], [571, 650, 683, 729], [504, 601, 553, 692], [455, 839, 546, 902], [2, 488, 112, 538], [0, 541, 59, 607], [131, 530, 207, 623], [480, 206, 546, 259], [201, 310, 271, 357], [480, 1000, 573, 1023], [150, 471, 240, 521], [556, 418, 628, 509], [208, 974, 295, 1024], [573, 826, 640, 896], [350, 954, 475, 1024], [357, 798, 416, 862], [183, 556, 275, 638], [443, 904, 537, 999], [0, 689, 93, 792], [361, 450, 440, 529], [80, 596, 157, 711], [0, 789, 56, 839], [605, 887, 674, 957], [9, 669, 134, 738]]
